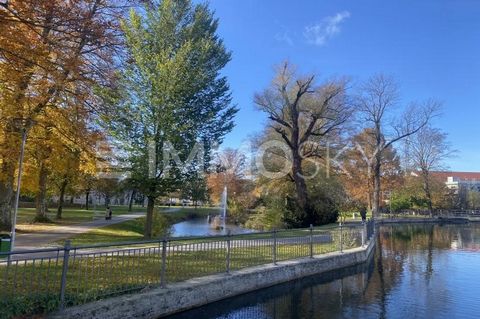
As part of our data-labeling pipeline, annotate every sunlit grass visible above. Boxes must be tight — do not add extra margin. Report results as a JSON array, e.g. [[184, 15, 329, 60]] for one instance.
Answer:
[[14, 205, 147, 229], [58, 207, 220, 246], [0, 226, 361, 318]]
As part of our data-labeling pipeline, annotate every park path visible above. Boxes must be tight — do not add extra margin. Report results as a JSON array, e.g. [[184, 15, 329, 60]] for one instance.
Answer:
[[14, 212, 146, 251]]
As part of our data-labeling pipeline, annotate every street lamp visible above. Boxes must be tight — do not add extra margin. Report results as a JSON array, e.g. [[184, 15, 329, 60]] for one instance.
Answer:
[[10, 118, 35, 251]]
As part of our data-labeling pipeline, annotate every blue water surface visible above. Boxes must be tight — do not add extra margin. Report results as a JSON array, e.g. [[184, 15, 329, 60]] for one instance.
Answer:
[[166, 223, 480, 319]]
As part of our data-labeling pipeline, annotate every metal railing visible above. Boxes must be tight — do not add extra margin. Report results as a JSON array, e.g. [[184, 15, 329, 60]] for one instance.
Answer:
[[0, 221, 374, 317], [380, 209, 480, 219]]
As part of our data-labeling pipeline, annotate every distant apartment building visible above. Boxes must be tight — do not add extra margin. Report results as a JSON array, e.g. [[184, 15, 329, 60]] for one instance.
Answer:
[[51, 191, 132, 207], [431, 171, 480, 191]]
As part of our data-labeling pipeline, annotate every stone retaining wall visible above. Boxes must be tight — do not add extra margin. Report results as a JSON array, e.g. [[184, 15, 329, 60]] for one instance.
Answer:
[[51, 238, 376, 319]]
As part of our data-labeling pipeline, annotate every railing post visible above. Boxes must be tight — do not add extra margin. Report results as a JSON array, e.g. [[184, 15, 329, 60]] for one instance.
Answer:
[[59, 240, 71, 310], [309, 224, 313, 258], [160, 238, 167, 288], [273, 229, 277, 265], [339, 224, 343, 253], [226, 230, 231, 273], [362, 222, 366, 247]]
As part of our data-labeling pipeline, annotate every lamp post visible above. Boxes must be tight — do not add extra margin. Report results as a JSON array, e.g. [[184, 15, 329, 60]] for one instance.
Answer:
[[10, 118, 34, 251]]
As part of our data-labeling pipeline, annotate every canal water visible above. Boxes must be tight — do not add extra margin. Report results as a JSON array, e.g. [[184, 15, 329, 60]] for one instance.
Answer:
[[166, 223, 480, 319]]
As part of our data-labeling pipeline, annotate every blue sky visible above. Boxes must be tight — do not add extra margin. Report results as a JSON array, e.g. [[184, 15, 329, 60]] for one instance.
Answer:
[[207, 0, 480, 171]]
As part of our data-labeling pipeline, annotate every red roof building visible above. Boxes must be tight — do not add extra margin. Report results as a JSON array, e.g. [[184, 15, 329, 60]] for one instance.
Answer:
[[430, 171, 480, 190]]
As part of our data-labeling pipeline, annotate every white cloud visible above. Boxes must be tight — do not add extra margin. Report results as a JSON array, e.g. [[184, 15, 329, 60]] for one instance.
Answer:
[[304, 11, 351, 46], [274, 30, 294, 46]]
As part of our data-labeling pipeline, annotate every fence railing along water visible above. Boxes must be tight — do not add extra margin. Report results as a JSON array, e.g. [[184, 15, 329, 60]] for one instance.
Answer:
[[379, 209, 480, 219], [0, 220, 375, 318]]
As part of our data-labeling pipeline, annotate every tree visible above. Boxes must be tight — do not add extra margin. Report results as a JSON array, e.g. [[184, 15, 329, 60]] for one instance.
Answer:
[[182, 173, 209, 208], [341, 128, 403, 211], [207, 148, 247, 204], [0, 0, 128, 228], [117, 178, 138, 212], [105, 0, 237, 238], [407, 126, 453, 214], [467, 190, 480, 209], [95, 177, 120, 206], [398, 173, 450, 211], [355, 74, 438, 217], [254, 62, 349, 225], [78, 173, 97, 211]]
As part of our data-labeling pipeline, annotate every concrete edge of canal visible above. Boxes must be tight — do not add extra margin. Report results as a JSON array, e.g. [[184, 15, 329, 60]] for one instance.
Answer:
[[50, 238, 377, 319]]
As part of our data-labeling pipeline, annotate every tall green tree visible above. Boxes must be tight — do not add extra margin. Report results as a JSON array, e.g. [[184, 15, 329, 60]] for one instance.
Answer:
[[106, 0, 237, 238], [182, 172, 209, 208]]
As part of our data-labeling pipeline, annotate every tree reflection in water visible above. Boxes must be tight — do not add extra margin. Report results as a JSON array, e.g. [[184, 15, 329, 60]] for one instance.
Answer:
[[166, 223, 480, 319]]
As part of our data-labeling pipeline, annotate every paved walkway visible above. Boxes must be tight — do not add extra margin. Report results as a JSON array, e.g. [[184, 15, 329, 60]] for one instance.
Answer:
[[14, 212, 146, 251]]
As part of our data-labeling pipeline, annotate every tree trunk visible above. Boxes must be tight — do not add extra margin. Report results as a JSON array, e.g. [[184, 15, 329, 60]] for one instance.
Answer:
[[372, 159, 382, 219], [128, 189, 135, 212], [367, 191, 372, 212], [0, 127, 17, 230], [0, 165, 15, 230], [56, 177, 68, 219], [367, 170, 373, 211], [85, 189, 90, 210], [35, 163, 49, 222], [144, 196, 155, 239], [292, 159, 308, 209], [291, 150, 309, 223], [422, 172, 433, 217], [289, 99, 310, 225]]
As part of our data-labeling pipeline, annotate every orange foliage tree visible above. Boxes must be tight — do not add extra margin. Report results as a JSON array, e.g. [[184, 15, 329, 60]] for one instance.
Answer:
[[341, 129, 404, 211], [0, 0, 129, 226]]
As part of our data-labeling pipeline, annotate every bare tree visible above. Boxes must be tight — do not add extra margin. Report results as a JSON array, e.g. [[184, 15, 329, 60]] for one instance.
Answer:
[[254, 62, 350, 221], [408, 126, 453, 214], [208, 148, 247, 204], [355, 74, 439, 217]]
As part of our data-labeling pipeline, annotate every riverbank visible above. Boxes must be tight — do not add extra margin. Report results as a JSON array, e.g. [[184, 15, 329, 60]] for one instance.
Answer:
[[49, 231, 376, 319], [164, 223, 480, 319]]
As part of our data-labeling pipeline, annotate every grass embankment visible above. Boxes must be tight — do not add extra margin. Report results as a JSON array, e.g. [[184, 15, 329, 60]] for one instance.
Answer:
[[64, 207, 368, 246], [1, 212, 361, 319], [62, 207, 219, 246], [0, 228, 357, 319]]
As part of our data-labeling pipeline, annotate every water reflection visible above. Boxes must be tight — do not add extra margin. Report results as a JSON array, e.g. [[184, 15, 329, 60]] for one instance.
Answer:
[[165, 223, 480, 319]]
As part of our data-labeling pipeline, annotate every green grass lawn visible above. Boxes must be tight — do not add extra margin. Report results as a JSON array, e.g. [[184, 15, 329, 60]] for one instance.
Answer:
[[0, 231, 357, 319], [4, 206, 148, 237], [340, 210, 374, 222], [16, 205, 147, 225], [60, 207, 220, 246], [62, 206, 367, 247]]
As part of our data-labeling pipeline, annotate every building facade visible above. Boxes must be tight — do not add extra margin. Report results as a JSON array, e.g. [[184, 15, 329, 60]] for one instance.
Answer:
[[431, 171, 480, 191]]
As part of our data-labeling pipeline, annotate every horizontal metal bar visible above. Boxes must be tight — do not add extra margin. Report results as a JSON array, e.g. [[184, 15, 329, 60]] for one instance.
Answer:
[[0, 247, 63, 256]]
